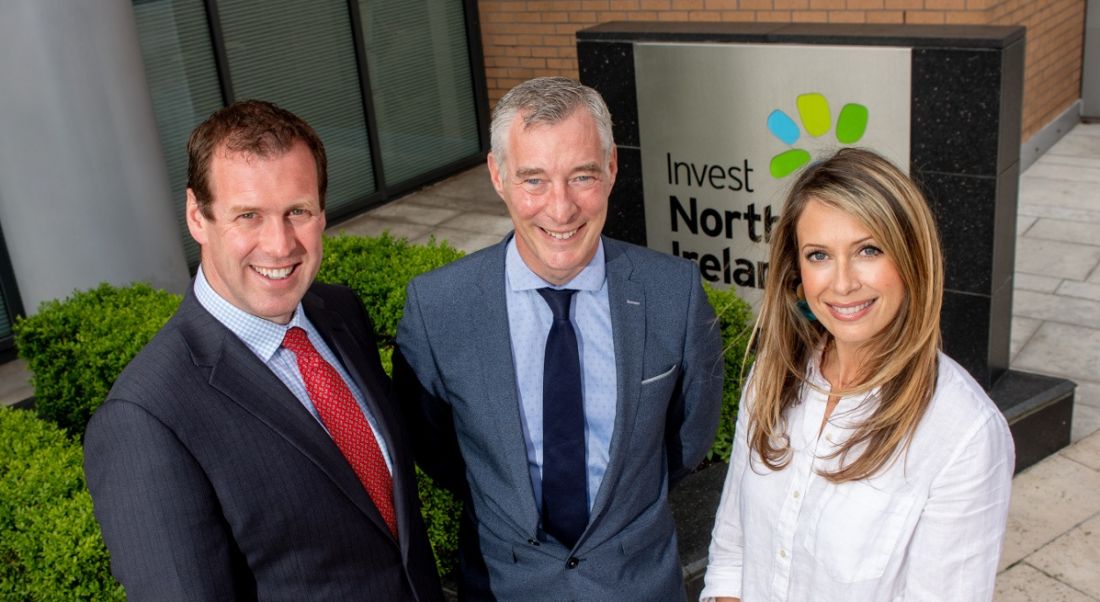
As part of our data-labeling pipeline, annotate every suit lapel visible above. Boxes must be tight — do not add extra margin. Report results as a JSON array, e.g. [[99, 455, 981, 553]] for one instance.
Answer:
[[474, 241, 541, 532], [303, 291, 406, 546], [177, 290, 389, 538], [590, 239, 646, 521]]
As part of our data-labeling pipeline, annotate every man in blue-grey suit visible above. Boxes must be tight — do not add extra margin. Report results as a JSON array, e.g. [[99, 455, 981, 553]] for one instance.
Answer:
[[394, 77, 724, 600]]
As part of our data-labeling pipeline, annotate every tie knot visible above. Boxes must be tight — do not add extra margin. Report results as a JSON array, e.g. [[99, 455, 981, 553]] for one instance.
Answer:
[[538, 288, 576, 321], [282, 326, 312, 354]]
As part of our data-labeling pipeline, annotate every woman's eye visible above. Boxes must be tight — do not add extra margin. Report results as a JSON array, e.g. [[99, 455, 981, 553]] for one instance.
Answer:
[[859, 245, 883, 257], [806, 250, 827, 262]]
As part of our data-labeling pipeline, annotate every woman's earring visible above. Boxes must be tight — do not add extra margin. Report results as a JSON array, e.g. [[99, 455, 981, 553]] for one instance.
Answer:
[[795, 283, 817, 321]]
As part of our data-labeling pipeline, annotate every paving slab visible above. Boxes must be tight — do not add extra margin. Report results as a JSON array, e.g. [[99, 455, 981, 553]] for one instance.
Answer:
[[1026, 514, 1100, 599], [994, 563, 1097, 602], [0, 358, 32, 407], [1032, 154, 1100, 171], [999, 454, 1100, 569], [1013, 290, 1100, 331], [329, 216, 433, 242], [1014, 238, 1100, 281], [1024, 162, 1100, 185], [1071, 402, 1100, 443], [1012, 321, 1100, 381], [1026, 218, 1100, 247], [1015, 272, 1063, 294], [401, 190, 509, 216], [1018, 203, 1100, 225], [1061, 429, 1100, 471], [1018, 178, 1100, 212], [367, 201, 462, 226], [1073, 380, 1100, 409], [1056, 280, 1100, 303], [438, 212, 515, 237], [1046, 128, 1100, 156], [1010, 316, 1042, 360], [1017, 215, 1038, 235], [413, 227, 501, 255]]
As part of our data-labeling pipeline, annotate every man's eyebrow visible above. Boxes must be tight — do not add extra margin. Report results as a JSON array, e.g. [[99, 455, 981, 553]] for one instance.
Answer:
[[574, 162, 602, 173], [514, 167, 545, 178]]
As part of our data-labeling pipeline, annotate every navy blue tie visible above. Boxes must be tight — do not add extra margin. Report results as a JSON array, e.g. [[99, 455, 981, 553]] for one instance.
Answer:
[[537, 287, 587, 549]]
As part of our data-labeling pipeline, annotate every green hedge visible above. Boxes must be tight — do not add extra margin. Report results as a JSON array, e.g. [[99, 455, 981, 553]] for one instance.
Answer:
[[13, 283, 180, 436], [9, 232, 755, 589], [317, 233, 466, 344], [316, 232, 465, 577], [703, 284, 755, 463], [0, 407, 124, 601]]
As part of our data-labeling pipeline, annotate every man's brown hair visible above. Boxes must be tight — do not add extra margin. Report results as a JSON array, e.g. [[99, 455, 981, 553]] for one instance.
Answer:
[[187, 99, 328, 218]]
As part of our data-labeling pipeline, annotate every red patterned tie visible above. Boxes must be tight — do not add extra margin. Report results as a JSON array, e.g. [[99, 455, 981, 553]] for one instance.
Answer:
[[282, 327, 397, 538]]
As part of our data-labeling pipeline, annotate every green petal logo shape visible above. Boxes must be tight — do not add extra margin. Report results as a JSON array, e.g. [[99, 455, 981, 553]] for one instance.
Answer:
[[767, 94, 870, 178]]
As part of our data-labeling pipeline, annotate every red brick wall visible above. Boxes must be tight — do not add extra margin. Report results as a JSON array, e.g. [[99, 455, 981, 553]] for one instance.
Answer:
[[476, 0, 1085, 142]]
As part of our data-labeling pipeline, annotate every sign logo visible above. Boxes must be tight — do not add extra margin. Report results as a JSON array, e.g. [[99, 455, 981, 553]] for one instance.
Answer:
[[767, 93, 869, 178]]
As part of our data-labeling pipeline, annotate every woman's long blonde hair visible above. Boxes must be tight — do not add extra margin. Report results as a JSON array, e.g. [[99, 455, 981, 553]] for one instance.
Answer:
[[748, 147, 944, 482]]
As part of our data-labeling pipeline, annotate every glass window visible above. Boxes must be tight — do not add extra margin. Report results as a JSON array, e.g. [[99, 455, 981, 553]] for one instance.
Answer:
[[360, 0, 480, 186], [132, 0, 224, 266], [218, 0, 376, 217]]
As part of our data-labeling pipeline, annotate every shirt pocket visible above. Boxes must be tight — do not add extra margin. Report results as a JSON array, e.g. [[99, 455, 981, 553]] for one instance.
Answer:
[[801, 482, 916, 583]]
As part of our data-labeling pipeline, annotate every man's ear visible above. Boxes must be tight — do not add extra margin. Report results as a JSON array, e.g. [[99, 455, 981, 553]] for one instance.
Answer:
[[185, 188, 209, 246], [487, 152, 506, 200], [607, 144, 619, 187]]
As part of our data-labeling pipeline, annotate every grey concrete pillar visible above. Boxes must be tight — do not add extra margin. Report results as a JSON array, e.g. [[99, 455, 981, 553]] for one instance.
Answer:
[[0, 0, 190, 314]]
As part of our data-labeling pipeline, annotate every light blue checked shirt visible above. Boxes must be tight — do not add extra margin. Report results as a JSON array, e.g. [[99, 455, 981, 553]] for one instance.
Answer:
[[505, 239, 616, 512], [193, 266, 392, 472]]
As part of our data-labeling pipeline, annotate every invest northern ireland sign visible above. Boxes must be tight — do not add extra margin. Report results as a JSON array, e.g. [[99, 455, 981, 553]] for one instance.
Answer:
[[634, 42, 911, 304]]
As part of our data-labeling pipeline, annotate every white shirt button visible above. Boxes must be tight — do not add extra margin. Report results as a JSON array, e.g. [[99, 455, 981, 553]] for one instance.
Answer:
[[779, 549, 787, 559], [793, 490, 801, 498]]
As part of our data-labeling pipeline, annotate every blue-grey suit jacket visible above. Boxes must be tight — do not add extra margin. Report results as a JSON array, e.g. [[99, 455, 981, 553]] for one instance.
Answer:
[[394, 236, 723, 601], [84, 282, 443, 601]]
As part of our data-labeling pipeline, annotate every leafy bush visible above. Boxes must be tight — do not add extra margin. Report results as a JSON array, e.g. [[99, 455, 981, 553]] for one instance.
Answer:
[[7, 232, 754, 588], [703, 284, 756, 464], [318, 233, 465, 344], [318, 232, 465, 577], [0, 407, 124, 601], [13, 283, 180, 436]]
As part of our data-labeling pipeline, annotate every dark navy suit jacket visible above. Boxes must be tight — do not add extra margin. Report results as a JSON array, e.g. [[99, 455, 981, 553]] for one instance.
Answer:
[[85, 282, 443, 601]]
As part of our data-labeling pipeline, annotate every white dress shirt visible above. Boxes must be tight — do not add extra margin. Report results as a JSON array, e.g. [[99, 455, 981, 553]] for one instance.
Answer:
[[701, 350, 1014, 602]]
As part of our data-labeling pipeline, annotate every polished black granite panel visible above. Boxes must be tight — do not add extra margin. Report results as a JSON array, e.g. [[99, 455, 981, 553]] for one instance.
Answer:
[[941, 290, 992, 388], [578, 41, 639, 148], [991, 370, 1076, 472], [607, 146, 646, 246], [577, 22, 1024, 49], [918, 171, 997, 295], [912, 48, 1003, 176]]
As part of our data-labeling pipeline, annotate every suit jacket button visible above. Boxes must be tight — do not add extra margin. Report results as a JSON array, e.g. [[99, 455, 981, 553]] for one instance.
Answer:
[[566, 557, 579, 569]]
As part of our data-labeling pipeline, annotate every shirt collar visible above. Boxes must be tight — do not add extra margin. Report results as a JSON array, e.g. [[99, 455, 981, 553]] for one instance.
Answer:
[[505, 236, 606, 292], [193, 265, 307, 362]]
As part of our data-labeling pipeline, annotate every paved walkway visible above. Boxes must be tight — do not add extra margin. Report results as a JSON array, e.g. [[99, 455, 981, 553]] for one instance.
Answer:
[[2, 123, 1097, 600]]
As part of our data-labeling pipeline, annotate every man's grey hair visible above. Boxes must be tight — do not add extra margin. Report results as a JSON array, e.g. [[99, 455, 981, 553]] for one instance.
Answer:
[[489, 76, 614, 173]]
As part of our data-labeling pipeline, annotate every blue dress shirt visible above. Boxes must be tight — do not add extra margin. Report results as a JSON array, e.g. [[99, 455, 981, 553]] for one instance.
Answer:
[[193, 266, 392, 471], [505, 239, 617, 512]]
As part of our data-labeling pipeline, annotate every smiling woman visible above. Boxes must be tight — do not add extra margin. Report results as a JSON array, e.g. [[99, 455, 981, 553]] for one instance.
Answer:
[[700, 148, 1016, 602]]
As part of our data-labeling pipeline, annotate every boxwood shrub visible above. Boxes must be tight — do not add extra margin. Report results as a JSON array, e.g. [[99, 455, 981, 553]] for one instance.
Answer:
[[13, 283, 180, 436], [703, 283, 756, 463], [10, 232, 755, 587], [0, 407, 124, 601]]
